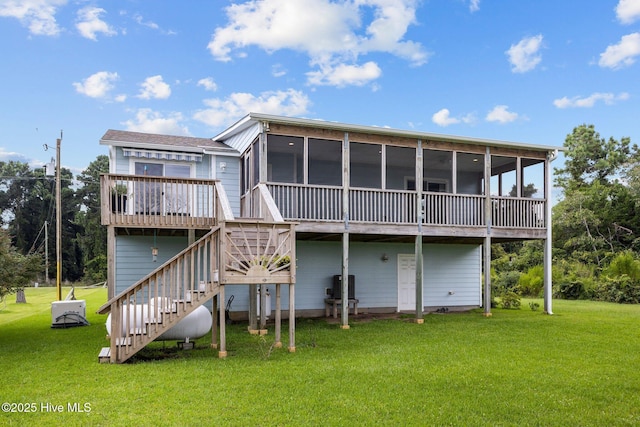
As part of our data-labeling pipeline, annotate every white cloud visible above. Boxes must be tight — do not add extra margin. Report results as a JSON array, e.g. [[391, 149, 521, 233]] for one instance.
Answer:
[[197, 77, 218, 92], [272, 64, 287, 77], [432, 108, 476, 126], [553, 92, 630, 108], [73, 71, 119, 98], [616, 0, 640, 24], [599, 32, 640, 69], [133, 13, 176, 35], [469, 0, 480, 12], [207, 0, 428, 87], [137, 75, 171, 100], [76, 6, 116, 40], [123, 109, 190, 135], [0, 0, 67, 36], [506, 34, 543, 73], [193, 89, 311, 128], [432, 109, 460, 127], [485, 105, 518, 124], [306, 61, 382, 87]]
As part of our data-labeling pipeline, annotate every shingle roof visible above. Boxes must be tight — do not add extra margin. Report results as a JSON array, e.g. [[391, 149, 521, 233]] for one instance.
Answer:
[[100, 129, 233, 152]]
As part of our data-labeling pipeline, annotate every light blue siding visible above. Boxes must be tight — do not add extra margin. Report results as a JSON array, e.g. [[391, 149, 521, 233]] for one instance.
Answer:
[[423, 244, 481, 307], [224, 240, 481, 314], [216, 157, 241, 217], [115, 235, 189, 295]]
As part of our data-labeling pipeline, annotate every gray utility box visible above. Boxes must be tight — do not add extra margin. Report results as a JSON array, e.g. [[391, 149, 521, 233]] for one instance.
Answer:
[[51, 300, 87, 328]]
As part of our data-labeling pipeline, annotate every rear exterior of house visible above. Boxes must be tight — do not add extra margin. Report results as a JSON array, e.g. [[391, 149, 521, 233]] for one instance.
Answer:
[[99, 113, 558, 362]]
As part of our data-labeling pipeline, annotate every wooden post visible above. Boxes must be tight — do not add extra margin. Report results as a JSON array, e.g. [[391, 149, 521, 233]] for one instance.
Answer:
[[415, 140, 424, 323], [483, 147, 492, 317], [544, 153, 554, 315], [288, 283, 295, 352], [275, 283, 282, 347], [211, 294, 218, 349], [341, 132, 350, 329], [107, 226, 115, 300], [249, 284, 258, 331], [218, 285, 227, 358], [55, 137, 62, 301], [341, 232, 350, 329], [259, 283, 266, 330]]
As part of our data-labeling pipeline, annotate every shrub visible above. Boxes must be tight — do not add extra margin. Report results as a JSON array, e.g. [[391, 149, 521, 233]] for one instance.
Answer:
[[518, 265, 544, 297], [594, 276, 640, 304], [500, 291, 521, 309]]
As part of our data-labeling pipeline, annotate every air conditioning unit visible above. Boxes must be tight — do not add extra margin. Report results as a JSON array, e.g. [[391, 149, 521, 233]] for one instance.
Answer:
[[51, 300, 88, 328]]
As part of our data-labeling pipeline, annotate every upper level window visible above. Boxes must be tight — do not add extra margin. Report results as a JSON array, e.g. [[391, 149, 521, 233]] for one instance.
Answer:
[[309, 138, 342, 186], [350, 142, 381, 188], [424, 149, 452, 193], [456, 152, 484, 195], [267, 134, 303, 183], [490, 155, 517, 196], [522, 158, 545, 198], [386, 145, 415, 190]]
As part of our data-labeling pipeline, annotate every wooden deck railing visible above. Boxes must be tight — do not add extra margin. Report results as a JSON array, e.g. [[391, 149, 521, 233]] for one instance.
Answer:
[[97, 227, 221, 363], [100, 174, 222, 228], [266, 183, 545, 229], [219, 220, 296, 285]]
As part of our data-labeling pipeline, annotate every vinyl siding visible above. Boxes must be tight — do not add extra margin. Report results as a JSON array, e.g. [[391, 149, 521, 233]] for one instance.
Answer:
[[115, 235, 189, 296], [216, 156, 241, 217], [423, 244, 481, 307], [223, 241, 481, 313]]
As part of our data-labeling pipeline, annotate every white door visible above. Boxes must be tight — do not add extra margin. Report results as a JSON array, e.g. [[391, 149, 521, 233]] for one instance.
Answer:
[[398, 254, 416, 311]]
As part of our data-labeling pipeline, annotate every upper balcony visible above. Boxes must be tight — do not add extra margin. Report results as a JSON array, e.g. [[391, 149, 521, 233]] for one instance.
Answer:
[[100, 174, 232, 229], [264, 183, 545, 235]]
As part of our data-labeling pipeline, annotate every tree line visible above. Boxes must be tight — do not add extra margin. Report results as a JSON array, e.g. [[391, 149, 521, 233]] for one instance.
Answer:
[[493, 124, 640, 305], [0, 155, 107, 299], [1, 125, 639, 304]]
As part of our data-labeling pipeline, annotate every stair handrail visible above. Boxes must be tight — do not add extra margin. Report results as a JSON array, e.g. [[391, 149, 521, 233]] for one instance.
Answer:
[[97, 226, 220, 315]]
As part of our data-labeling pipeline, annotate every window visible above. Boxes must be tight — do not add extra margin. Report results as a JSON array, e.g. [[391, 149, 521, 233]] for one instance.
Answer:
[[491, 155, 517, 196], [423, 149, 452, 193], [522, 158, 545, 198], [350, 142, 381, 188], [386, 146, 415, 190], [309, 138, 342, 186], [267, 134, 303, 183], [456, 152, 484, 195]]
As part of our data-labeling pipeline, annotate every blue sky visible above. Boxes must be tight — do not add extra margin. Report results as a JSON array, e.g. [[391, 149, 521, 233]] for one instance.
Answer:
[[1, 0, 639, 177]]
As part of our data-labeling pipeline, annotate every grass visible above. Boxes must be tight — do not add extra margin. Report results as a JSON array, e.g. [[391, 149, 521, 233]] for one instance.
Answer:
[[1, 287, 640, 426]]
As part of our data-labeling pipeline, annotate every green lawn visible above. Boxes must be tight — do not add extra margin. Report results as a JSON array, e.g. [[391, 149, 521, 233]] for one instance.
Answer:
[[1, 287, 639, 426]]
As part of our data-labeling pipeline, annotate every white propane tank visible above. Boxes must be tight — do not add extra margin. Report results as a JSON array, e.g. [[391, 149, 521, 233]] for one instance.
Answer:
[[106, 304, 212, 341]]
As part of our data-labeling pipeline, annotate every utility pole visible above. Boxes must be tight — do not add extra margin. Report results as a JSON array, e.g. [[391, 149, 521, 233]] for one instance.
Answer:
[[55, 136, 62, 301], [44, 220, 49, 284]]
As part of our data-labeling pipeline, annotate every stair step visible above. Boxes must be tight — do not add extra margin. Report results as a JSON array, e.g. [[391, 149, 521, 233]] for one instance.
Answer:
[[115, 337, 131, 346], [98, 347, 111, 363]]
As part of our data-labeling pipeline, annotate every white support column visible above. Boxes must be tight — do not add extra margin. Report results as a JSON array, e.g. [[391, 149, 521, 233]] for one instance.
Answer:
[[341, 132, 351, 329], [544, 153, 554, 314], [415, 140, 424, 323], [341, 232, 350, 329], [483, 147, 492, 317]]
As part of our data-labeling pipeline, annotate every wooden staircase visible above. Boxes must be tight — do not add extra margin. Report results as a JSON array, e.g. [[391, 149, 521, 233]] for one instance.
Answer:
[[98, 227, 222, 363], [98, 183, 297, 363]]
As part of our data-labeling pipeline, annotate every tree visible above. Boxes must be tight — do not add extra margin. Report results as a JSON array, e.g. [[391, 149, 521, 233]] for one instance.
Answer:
[[75, 155, 108, 282], [555, 124, 636, 190], [0, 229, 41, 305], [0, 161, 84, 282], [553, 125, 638, 266]]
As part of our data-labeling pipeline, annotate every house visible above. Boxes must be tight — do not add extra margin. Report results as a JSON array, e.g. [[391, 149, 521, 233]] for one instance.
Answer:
[[97, 112, 560, 363]]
